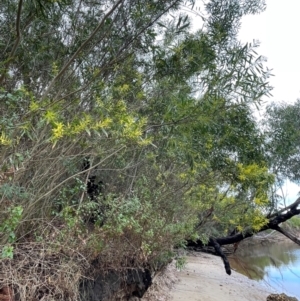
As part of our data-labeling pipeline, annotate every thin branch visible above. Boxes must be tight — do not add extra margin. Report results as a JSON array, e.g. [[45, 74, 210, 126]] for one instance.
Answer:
[[28, 146, 126, 210], [268, 197, 300, 219], [273, 226, 300, 245], [10, 0, 23, 56], [78, 168, 91, 208], [128, 150, 142, 194], [0, 0, 23, 85], [41, 0, 125, 100], [100, 0, 182, 73]]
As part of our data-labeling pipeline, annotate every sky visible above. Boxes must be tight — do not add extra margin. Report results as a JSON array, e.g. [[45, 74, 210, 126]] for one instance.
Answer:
[[238, 0, 300, 203], [238, 0, 300, 105]]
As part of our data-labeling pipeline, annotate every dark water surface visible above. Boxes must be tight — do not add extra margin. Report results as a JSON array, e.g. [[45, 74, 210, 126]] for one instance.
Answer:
[[228, 241, 300, 299]]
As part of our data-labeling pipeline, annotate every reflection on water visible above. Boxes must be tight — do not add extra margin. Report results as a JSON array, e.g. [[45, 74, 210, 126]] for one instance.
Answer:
[[228, 242, 300, 299]]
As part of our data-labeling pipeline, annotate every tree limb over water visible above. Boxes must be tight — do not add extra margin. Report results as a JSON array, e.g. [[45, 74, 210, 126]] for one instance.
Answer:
[[187, 197, 300, 275]]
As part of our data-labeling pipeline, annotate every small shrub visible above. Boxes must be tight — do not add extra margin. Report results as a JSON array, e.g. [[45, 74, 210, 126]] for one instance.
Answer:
[[0, 205, 23, 258]]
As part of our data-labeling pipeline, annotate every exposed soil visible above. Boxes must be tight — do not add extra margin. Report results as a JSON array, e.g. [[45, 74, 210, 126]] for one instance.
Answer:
[[169, 253, 277, 301]]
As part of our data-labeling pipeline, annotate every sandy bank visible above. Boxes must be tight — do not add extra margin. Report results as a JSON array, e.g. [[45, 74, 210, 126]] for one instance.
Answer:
[[169, 253, 276, 301]]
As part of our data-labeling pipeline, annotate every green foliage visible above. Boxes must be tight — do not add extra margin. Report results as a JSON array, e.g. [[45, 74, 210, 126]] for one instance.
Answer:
[[286, 216, 300, 229], [264, 100, 300, 183], [175, 255, 187, 271], [1, 245, 14, 259], [99, 191, 193, 256], [0, 0, 280, 283], [0, 205, 23, 242], [0, 205, 23, 258], [262, 100, 300, 211]]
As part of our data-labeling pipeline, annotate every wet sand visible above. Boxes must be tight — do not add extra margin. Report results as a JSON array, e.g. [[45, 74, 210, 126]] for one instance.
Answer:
[[169, 253, 276, 301]]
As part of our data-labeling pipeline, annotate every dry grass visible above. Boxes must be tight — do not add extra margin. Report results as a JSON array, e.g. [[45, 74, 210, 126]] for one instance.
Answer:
[[0, 232, 179, 301], [0, 242, 89, 301]]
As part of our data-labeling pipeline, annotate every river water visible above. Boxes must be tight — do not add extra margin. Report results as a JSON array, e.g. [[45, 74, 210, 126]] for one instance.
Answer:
[[228, 241, 300, 299]]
